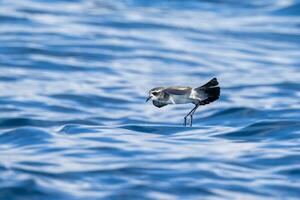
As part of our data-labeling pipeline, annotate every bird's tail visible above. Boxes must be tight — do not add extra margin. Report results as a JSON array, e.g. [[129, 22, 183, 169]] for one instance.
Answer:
[[195, 78, 220, 105]]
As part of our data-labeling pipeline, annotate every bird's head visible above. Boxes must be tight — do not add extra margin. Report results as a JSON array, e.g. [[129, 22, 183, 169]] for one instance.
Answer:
[[146, 87, 164, 102]]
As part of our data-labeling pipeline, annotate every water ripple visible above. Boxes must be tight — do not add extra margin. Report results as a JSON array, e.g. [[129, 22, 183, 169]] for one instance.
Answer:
[[217, 120, 300, 141], [0, 0, 300, 199], [0, 127, 52, 147]]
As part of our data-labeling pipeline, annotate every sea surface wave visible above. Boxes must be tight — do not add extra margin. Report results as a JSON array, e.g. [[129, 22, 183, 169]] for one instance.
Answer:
[[0, 0, 300, 199]]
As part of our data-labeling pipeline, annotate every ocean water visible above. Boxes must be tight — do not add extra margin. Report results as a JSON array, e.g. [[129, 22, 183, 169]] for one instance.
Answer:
[[0, 0, 300, 199]]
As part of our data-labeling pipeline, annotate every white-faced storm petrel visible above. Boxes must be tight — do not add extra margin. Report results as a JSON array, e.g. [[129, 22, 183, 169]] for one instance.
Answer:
[[146, 78, 220, 127]]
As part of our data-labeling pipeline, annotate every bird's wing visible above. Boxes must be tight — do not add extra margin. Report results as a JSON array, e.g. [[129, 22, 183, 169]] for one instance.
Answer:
[[153, 100, 168, 108], [193, 77, 220, 105], [164, 87, 192, 95]]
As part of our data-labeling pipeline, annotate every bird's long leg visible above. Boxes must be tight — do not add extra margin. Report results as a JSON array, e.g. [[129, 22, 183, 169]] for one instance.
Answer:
[[184, 104, 198, 126], [189, 103, 200, 127]]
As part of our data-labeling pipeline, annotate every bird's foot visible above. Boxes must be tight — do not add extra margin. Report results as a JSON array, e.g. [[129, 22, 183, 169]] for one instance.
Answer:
[[184, 117, 187, 127]]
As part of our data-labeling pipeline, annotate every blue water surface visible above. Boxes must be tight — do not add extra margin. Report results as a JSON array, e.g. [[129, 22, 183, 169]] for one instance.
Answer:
[[1, 0, 300, 199]]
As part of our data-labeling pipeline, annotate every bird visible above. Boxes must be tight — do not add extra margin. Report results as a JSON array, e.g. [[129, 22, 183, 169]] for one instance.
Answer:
[[146, 78, 220, 127]]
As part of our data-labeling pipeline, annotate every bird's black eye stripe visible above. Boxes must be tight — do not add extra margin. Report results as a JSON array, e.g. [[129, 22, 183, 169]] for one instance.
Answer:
[[152, 92, 158, 95]]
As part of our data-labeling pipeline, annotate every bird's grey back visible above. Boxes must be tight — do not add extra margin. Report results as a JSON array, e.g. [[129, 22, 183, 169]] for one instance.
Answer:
[[163, 87, 193, 104], [163, 87, 192, 96]]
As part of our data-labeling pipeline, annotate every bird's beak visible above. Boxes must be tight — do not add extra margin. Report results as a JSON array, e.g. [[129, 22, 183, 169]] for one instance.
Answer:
[[146, 96, 151, 102]]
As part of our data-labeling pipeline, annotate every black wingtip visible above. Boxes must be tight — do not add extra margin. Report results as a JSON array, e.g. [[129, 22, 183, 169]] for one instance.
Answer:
[[199, 87, 220, 105], [196, 77, 219, 90], [195, 77, 220, 105], [205, 78, 219, 88]]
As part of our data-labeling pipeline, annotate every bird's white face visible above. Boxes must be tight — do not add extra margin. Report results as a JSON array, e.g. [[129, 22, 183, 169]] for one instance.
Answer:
[[149, 90, 160, 100], [146, 87, 164, 102]]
